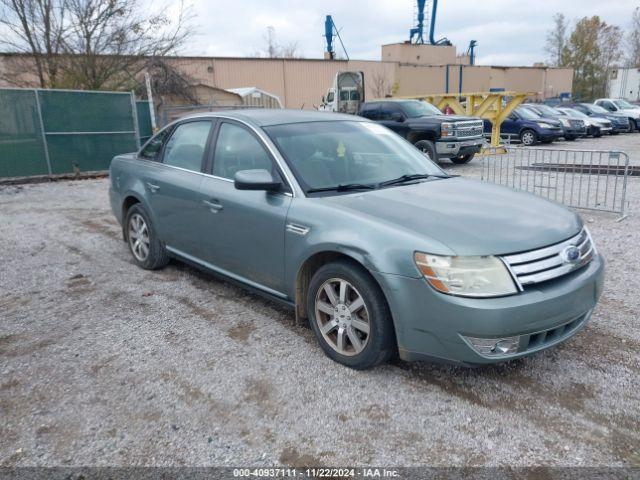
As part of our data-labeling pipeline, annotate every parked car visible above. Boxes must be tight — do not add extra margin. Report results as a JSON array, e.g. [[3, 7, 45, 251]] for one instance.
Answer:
[[565, 103, 630, 134], [482, 106, 563, 146], [593, 98, 640, 131], [109, 110, 604, 369], [358, 99, 484, 164], [556, 108, 609, 137], [523, 103, 586, 140]]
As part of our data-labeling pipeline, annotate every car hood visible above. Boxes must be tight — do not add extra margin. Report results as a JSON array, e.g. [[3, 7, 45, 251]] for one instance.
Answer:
[[536, 116, 563, 127], [322, 177, 581, 256], [412, 115, 481, 123]]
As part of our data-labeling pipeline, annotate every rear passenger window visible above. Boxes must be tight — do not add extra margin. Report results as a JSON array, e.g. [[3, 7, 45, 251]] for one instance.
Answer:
[[162, 121, 212, 172], [379, 103, 403, 120], [360, 104, 380, 120], [212, 123, 274, 180]]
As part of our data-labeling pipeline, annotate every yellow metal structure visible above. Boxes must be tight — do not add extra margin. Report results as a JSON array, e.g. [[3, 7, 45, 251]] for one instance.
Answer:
[[398, 91, 537, 149]]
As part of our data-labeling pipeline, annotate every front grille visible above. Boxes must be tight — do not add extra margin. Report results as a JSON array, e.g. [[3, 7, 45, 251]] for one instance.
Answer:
[[501, 228, 594, 286], [454, 120, 484, 138], [521, 310, 591, 352], [569, 119, 585, 129]]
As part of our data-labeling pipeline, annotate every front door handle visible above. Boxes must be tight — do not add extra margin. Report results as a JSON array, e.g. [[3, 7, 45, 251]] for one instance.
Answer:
[[203, 199, 223, 213], [146, 182, 160, 193]]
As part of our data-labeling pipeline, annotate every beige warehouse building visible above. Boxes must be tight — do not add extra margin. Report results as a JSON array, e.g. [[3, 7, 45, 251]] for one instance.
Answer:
[[0, 43, 573, 109]]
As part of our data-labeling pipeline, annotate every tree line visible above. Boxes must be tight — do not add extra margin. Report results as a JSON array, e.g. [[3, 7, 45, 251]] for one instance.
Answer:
[[545, 8, 640, 100], [0, 0, 193, 94]]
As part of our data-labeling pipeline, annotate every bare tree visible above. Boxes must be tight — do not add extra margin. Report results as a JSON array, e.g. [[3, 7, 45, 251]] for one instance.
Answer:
[[371, 71, 392, 98], [0, 0, 193, 89], [627, 7, 640, 67], [0, 0, 67, 87], [253, 26, 301, 58], [544, 13, 568, 67]]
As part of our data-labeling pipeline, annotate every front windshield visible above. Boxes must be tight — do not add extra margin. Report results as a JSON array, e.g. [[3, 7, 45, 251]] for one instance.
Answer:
[[587, 104, 609, 114], [265, 121, 446, 194], [400, 101, 442, 117], [535, 105, 561, 116], [559, 108, 587, 119], [614, 100, 634, 109], [517, 107, 541, 119]]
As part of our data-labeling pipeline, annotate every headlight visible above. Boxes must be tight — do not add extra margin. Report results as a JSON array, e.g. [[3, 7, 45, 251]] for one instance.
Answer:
[[537, 122, 553, 128], [560, 118, 570, 127], [441, 122, 454, 137], [414, 253, 518, 297]]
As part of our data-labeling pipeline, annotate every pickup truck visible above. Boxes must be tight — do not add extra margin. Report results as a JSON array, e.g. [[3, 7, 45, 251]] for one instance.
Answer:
[[593, 98, 640, 132], [358, 99, 484, 164]]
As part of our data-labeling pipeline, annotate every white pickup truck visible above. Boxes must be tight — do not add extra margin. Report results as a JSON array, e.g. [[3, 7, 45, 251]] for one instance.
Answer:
[[318, 71, 365, 115]]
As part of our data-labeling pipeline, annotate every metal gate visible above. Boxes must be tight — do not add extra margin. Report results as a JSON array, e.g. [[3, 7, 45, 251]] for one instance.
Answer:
[[479, 147, 630, 218], [0, 88, 152, 178]]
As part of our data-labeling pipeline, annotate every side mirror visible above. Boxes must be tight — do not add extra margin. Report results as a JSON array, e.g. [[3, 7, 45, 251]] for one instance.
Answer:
[[391, 112, 405, 122], [234, 169, 282, 191]]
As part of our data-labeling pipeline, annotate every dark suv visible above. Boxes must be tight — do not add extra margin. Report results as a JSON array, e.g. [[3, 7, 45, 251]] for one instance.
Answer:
[[483, 106, 563, 146], [359, 100, 484, 164]]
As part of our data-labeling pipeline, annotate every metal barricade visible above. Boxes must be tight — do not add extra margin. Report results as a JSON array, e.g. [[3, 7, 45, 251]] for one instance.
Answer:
[[479, 147, 630, 218]]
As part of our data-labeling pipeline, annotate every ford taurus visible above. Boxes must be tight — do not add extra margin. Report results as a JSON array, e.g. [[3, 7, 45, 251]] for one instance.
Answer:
[[109, 110, 604, 369]]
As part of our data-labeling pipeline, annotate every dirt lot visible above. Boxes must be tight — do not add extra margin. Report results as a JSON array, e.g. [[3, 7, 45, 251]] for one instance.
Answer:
[[1, 133, 639, 468]]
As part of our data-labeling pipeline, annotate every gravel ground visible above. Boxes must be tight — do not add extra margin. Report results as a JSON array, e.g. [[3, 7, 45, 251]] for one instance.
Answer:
[[1, 133, 639, 469]]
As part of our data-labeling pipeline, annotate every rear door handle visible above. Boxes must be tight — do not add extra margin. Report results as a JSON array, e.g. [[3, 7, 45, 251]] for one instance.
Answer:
[[146, 182, 160, 193], [203, 199, 223, 213]]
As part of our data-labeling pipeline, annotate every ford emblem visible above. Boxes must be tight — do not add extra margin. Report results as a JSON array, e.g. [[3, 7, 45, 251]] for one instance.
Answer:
[[562, 246, 580, 263]]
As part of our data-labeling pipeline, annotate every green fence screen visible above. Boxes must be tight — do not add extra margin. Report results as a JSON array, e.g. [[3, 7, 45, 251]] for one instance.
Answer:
[[0, 89, 49, 177], [0, 88, 146, 178]]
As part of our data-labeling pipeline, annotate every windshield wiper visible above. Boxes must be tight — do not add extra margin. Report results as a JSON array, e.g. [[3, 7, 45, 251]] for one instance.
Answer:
[[378, 173, 447, 188], [307, 183, 376, 194]]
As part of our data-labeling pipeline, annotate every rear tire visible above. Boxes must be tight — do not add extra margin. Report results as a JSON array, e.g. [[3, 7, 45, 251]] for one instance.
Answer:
[[307, 260, 396, 370], [520, 129, 537, 146], [565, 135, 577, 141], [414, 139, 438, 163], [450, 153, 475, 164], [124, 204, 170, 270]]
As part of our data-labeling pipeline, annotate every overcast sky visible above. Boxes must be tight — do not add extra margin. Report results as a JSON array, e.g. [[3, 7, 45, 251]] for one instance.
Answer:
[[182, 0, 637, 65]]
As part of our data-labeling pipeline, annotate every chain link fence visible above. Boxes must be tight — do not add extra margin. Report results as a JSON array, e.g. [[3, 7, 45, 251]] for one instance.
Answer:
[[479, 147, 630, 218], [0, 88, 153, 178]]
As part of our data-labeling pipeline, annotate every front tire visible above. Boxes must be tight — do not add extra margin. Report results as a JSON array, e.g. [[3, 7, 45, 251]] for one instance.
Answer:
[[450, 153, 475, 164], [520, 129, 537, 146], [630, 119, 637, 132], [307, 260, 396, 369], [414, 139, 438, 163], [125, 204, 170, 270]]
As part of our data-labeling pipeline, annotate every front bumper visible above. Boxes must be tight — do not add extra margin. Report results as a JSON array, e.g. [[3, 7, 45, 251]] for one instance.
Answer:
[[436, 137, 484, 157], [537, 127, 563, 141], [562, 126, 586, 137], [373, 254, 604, 366]]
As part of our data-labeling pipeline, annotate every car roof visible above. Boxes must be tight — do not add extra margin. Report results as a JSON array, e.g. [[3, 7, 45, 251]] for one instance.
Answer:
[[363, 99, 423, 104], [178, 109, 365, 127]]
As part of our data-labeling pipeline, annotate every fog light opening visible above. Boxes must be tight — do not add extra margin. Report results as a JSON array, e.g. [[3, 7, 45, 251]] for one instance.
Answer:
[[463, 335, 520, 357]]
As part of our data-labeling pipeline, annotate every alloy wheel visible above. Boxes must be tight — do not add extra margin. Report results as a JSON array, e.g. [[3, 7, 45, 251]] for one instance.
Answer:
[[315, 278, 370, 356], [128, 213, 150, 261], [522, 132, 534, 145]]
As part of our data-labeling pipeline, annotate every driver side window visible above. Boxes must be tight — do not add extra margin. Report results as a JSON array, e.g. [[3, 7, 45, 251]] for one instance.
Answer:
[[212, 123, 275, 180]]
